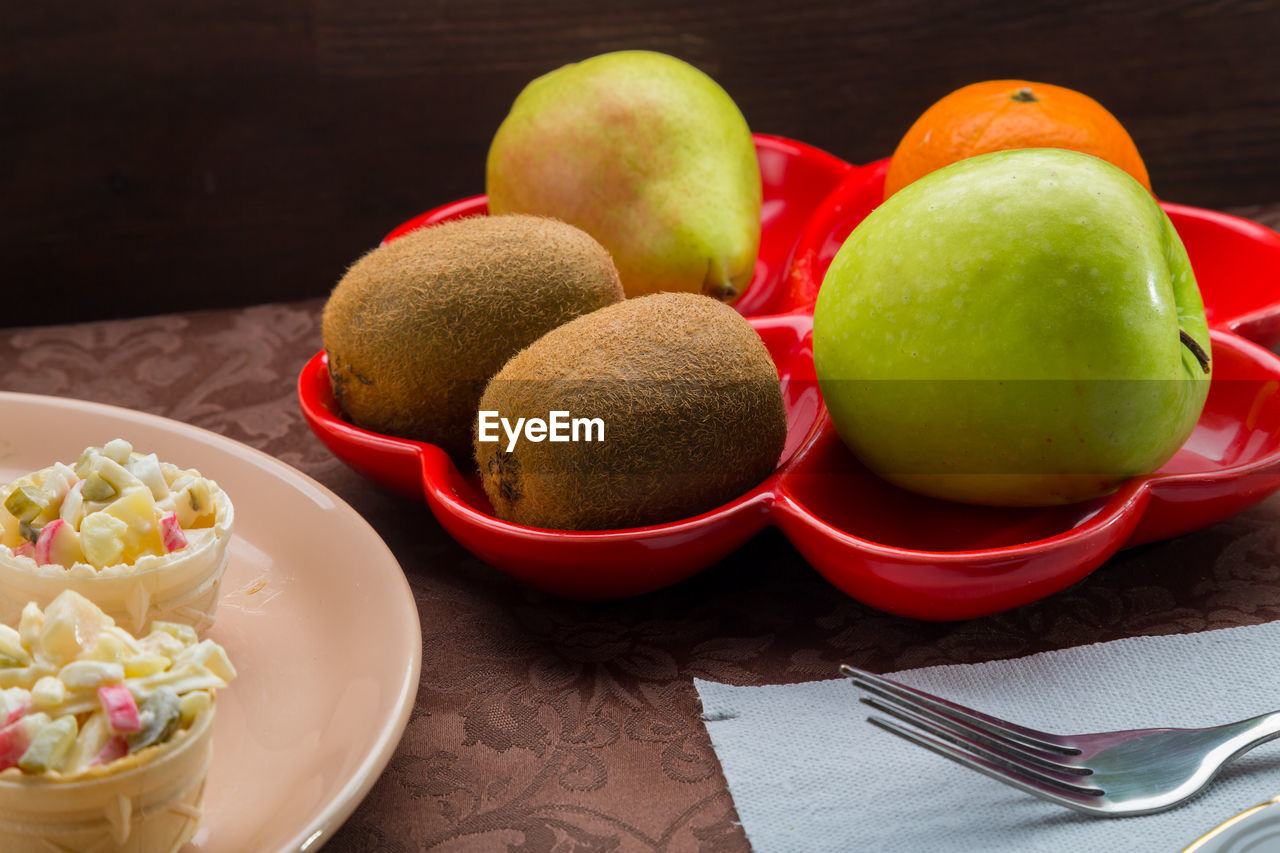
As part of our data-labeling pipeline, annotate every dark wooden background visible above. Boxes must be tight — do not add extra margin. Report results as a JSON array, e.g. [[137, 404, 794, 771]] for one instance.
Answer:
[[4, 1, 1280, 327]]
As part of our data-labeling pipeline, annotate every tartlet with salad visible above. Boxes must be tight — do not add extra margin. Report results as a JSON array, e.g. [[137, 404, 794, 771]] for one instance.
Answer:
[[0, 440, 234, 635], [0, 589, 235, 852]]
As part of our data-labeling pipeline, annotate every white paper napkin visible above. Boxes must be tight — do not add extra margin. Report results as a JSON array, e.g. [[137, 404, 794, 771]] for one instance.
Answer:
[[696, 621, 1280, 853]]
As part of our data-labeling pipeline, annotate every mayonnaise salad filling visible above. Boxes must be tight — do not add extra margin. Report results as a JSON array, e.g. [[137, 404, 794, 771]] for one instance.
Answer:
[[0, 590, 234, 777], [0, 439, 219, 571]]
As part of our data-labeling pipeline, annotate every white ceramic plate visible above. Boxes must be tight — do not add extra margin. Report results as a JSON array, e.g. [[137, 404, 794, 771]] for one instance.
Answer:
[[1184, 796, 1280, 852], [0, 391, 421, 852]]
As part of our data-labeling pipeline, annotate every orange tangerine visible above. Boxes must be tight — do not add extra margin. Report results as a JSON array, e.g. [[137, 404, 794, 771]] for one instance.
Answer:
[[884, 79, 1152, 198]]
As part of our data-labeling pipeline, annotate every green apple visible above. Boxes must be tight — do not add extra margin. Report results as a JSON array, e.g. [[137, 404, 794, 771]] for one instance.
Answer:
[[486, 50, 762, 302], [813, 148, 1212, 506]]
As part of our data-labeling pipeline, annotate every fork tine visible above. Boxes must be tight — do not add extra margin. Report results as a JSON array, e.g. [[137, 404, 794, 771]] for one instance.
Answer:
[[862, 696, 1097, 790], [856, 690, 1088, 776], [866, 714, 1106, 814], [840, 664, 1078, 755]]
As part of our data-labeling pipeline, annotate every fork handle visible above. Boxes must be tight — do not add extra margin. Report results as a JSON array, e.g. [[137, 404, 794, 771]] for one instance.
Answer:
[[1219, 711, 1280, 759]]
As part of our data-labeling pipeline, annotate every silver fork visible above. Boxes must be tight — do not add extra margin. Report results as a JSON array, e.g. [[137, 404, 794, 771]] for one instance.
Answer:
[[840, 663, 1280, 816]]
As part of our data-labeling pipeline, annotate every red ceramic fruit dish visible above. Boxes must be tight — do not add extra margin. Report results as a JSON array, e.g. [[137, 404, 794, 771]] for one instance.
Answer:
[[298, 138, 1280, 620]]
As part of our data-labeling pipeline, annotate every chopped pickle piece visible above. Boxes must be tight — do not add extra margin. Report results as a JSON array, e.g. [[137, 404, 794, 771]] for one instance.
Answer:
[[126, 687, 180, 751], [170, 477, 216, 529], [92, 456, 142, 495], [74, 446, 99, 479], [18, 713, 77, 773], [189, 478, 215, 524], [188, 478, 210, 512], [80, 472, 118, 503], [18, 520, 41, 544], [4, 485, 51, 524]]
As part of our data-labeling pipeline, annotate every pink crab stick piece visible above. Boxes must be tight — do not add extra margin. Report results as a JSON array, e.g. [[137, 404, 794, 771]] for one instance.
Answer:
[[33, 518, 66, 565], [159, 511, 187, 553], [91, 735, 130, 767], [0, 718, 37, 771], [97, 685, 141, 733], [11, 542, 34, 560]]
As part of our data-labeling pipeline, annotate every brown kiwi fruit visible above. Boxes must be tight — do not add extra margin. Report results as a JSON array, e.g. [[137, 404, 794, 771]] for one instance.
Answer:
[[474, 292, 787, 530], [322, 215, 624, 459]]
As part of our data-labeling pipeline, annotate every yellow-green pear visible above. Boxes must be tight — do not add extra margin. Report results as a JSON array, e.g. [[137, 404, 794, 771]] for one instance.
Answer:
[[486, 50, 762, 303]]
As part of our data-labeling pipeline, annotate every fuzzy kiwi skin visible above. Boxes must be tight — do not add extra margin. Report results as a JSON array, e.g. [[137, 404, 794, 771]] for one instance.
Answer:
[[322, 215, 624, 460], [475, 292, 787, 530]]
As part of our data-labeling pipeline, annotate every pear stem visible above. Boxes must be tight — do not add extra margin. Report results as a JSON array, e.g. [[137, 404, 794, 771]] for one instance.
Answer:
[[1180, 329, 1211, 373]]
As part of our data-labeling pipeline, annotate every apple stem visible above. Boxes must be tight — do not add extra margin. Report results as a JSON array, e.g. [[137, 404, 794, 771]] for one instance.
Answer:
[[1180, 329, 1211, 373]]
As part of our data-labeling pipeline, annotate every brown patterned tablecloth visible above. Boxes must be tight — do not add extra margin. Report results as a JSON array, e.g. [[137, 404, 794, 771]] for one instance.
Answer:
[[3, 203, 1280, 852]]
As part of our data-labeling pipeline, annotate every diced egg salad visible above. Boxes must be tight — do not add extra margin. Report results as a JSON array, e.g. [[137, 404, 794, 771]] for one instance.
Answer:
[[0, 590, 234, 777], [0, 440, 218, 571]]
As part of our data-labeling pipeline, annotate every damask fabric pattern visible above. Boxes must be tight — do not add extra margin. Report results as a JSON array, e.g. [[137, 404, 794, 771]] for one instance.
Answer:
[[0, 204, 1279, 852]]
